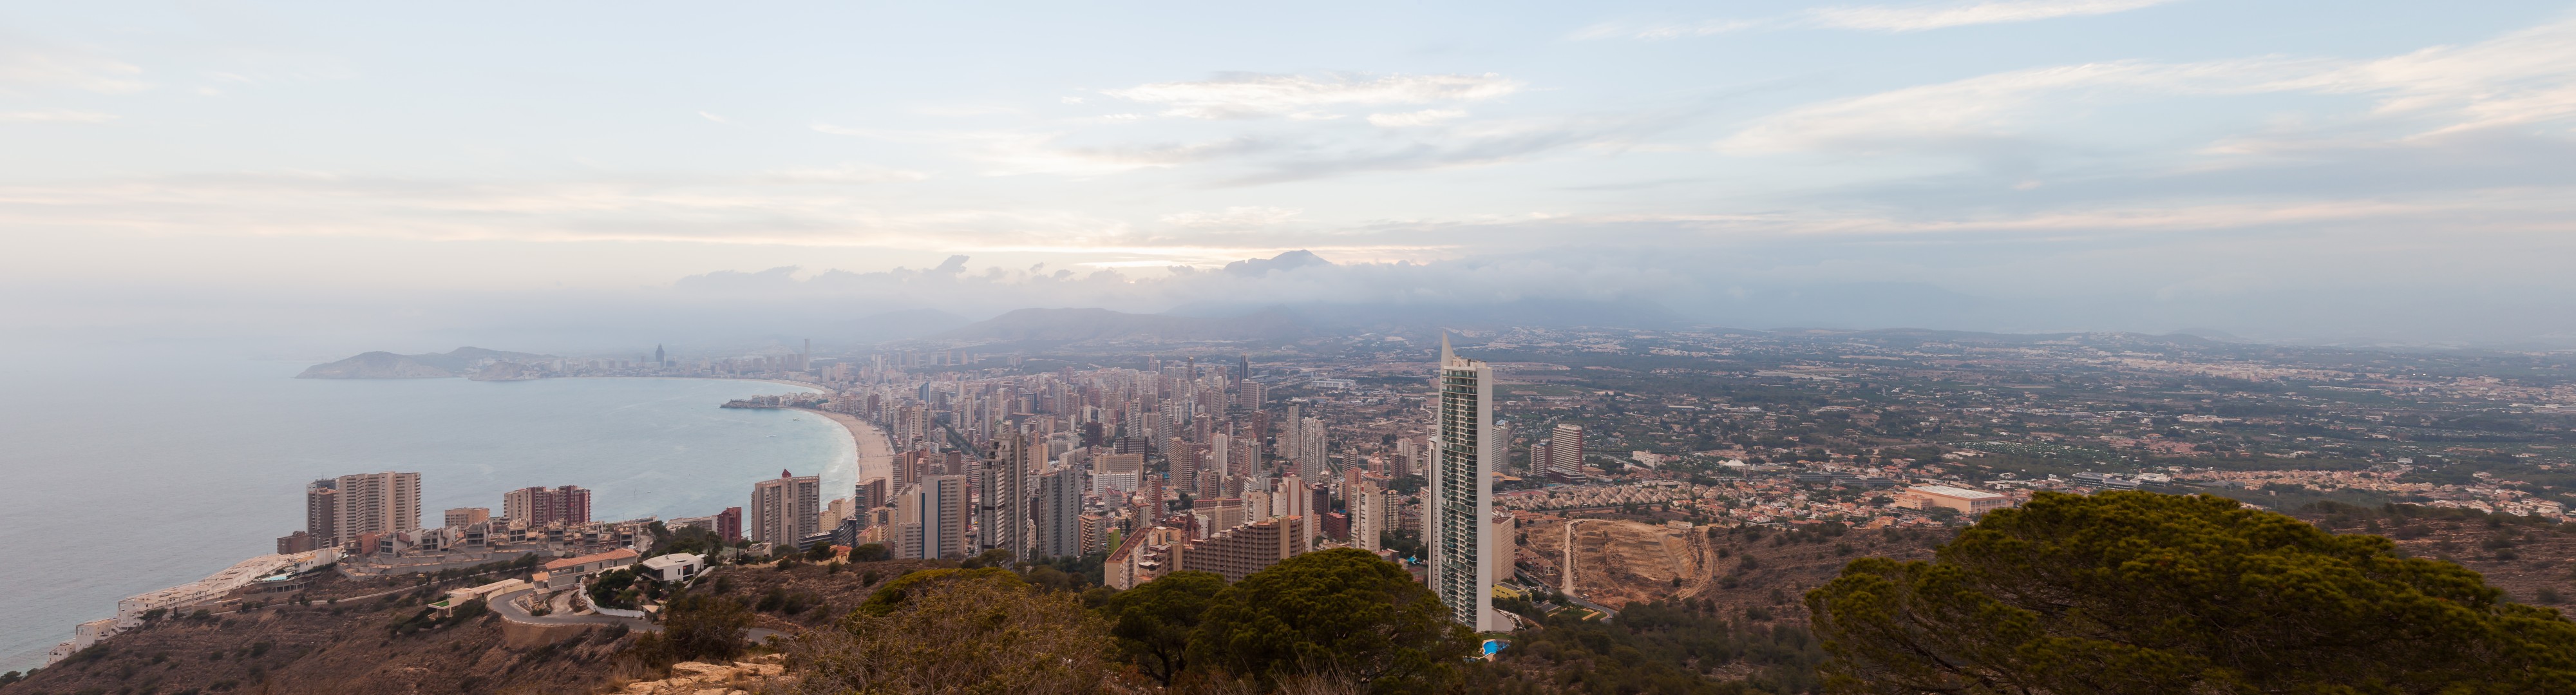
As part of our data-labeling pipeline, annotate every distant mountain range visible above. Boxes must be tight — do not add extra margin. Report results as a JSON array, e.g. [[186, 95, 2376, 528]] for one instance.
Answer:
[[938, 307, 1314, 343], [934, 300, 1683, 345], [296, 347, 554, 379]]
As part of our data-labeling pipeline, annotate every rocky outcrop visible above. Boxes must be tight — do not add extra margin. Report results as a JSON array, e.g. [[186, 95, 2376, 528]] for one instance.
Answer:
[[616, 654, 791, 694], [297, 346, 554, 379], [296, 351, 454, 379]]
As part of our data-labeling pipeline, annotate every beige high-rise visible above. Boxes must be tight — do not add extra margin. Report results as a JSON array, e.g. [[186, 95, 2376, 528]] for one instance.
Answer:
[[750, 470, 822, 546], [330, 471, 422, 541]]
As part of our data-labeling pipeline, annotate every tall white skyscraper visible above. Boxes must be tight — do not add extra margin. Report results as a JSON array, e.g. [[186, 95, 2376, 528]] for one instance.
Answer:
[[1427, 335, 1507, 632], [1351, 481, 1386, 551], [1296, 417, 1327, 481]]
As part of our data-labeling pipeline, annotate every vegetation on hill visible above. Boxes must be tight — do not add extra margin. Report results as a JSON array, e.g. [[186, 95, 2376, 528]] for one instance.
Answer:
[[1805, 491, 2576, 694], [17, 493, 2571, 695]]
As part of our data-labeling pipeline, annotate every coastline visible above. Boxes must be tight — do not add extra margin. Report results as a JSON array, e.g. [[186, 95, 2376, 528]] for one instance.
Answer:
[[795, 408, 896, 489], [3, 372, 846, 673]]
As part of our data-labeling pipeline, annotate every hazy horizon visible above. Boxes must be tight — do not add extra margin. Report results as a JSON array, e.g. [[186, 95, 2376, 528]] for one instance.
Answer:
[[6, 2, 2576, 352]]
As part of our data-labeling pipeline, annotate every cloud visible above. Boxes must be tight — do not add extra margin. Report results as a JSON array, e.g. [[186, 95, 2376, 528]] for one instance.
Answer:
[[1160, 206, 1302, 228], [1809, 0, 2179, 32], [1575, 0, 2178, 39], [759, 164, 929, 184], [1571, 19, 1764, 41], [0, 109, 117, 123], [0, 42, 150, 93], [1721, 58, 2323, 154], [1367, 109, 1468, 128], [1101, 71, 1522, 119], [1723, 15, 2576, 157], [697, 111, 731, 124]]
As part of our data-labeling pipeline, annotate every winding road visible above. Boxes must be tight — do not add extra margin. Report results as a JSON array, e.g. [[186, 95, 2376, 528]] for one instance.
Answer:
[[489, 588, 787, 643]]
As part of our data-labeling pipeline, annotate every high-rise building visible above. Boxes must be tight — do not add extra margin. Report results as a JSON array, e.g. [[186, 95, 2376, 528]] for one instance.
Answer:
[[1169, 438, 1202, 496], [305, 479, 341, 547], [1296, 417, 1327, 481], [1177, 514, 1307, 582], [1352, 481, 1387, 551], [443, 508, 491, 528], [327, 471, 422, 543], [717, 506, 743, 542], [1394, 438, 1422, 479], [856, 478, 888, 513], [1547, 423, 1587, 481], [894, 475, 970, 559], [1035, 467, 1083, 559], [750, 470, 822, 546], [1095, 452, 1145, 496], [981, 433, 1034, 559], [502, 485, 591, 527], [1428, 336, 1506, 631]]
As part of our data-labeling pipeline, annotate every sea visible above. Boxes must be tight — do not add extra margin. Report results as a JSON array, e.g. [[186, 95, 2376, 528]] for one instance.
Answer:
[[0, 345, 857, 672]]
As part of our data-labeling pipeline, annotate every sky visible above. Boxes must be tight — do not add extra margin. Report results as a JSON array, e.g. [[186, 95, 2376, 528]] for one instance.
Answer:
[[5, 1, 2576, 352]]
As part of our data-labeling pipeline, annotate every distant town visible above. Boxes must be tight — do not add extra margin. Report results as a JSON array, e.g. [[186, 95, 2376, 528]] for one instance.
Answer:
[[52, 319, 2576, 670]]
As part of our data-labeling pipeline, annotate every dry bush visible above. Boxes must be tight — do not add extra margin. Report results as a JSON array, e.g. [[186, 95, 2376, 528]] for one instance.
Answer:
[[781, 570, 1112, 694]]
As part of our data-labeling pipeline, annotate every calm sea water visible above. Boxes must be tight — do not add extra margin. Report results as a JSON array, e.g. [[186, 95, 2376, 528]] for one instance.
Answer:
[[0, 346, 854, 672]]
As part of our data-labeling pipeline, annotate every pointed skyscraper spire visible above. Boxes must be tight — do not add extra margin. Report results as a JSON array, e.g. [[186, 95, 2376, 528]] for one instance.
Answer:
[[1439, 331, 1456, 367]]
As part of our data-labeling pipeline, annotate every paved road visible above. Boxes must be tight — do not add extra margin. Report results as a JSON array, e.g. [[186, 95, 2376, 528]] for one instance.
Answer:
[[493, 588, 655, 629]]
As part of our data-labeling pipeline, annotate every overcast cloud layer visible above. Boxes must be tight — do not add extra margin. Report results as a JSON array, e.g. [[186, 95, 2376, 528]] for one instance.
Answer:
[[3, 1, 2574, 352]]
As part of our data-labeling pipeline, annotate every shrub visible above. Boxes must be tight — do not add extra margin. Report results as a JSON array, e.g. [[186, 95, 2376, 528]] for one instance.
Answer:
[[786, 567, 1108, 694], [1808, 491, 2576, 693]]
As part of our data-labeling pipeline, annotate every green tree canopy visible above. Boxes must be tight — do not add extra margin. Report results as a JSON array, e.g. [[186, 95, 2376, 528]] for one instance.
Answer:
[[858, 567, 1025, 617], [656, 592, 753, 663], [1806, 490, 2576, 694], [1099, 570, 1226, 687], [1188, 548, 1473, 691]]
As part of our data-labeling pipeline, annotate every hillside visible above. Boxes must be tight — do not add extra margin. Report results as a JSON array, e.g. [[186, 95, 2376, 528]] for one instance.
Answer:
[[1517, 506, 2576, 626], [12, 506, 2568, 694], [3, 568, 633, 695], [1519, 518, 1944, 620], [0, 557, 966, 695], [296, 347, 553, 379]]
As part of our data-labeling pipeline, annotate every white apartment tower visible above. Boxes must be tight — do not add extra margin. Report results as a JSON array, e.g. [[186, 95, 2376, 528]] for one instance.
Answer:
[[1351, 481, 1387, 551], [1427, 335, 1507, 632], [1296, 417, 1327, 482]]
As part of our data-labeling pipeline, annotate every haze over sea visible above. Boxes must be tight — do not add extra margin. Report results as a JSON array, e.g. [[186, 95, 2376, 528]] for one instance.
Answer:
[[0, 343, 857, 672]]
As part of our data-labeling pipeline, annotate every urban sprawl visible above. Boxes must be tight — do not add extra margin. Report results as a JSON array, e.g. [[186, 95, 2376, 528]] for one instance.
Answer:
[[49, 325, 2576, 662]]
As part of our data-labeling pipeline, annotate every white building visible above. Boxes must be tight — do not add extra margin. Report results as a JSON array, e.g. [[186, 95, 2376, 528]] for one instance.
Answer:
[[1427, 335, 1509, 632], [639, 553, 706, 582]]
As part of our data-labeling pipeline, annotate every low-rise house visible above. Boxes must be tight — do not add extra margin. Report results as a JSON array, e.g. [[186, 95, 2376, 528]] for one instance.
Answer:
[[538, 548, 638, 590], [639, 553, 705, 582]]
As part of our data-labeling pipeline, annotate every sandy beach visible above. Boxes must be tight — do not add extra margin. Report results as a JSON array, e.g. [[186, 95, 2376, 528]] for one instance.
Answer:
[[800, 408, 895, 488]]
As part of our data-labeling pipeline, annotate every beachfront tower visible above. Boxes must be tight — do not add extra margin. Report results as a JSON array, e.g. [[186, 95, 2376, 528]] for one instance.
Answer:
[[1427, 334, 1508, 632], [750, 470, 821, 547], [654, 344, 665, 367]]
